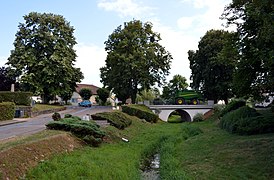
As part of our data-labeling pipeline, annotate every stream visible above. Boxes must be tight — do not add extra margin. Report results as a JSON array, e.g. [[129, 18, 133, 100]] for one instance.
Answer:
[[141, 153, 160, 180]]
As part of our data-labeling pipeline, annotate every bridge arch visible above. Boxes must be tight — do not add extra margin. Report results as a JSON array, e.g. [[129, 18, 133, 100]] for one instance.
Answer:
[[149, 105, 213, 122], [169, 109, 191, 122]]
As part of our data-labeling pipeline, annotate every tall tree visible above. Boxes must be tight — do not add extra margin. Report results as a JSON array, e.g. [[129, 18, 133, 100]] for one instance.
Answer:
[[188, 30, 238, 104], [100, 20, 172, 104], [7, 12, 83, 103], [222, 0, 274, 98], [161, 74, 188, 99]]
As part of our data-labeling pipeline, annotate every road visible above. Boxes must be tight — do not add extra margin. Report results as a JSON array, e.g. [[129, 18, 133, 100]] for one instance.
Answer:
[[0, 106, 112, 141]]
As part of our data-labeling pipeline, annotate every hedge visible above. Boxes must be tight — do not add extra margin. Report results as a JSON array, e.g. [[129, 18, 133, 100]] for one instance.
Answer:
[[46, 117, 105, 146], [91, 111, 132, 130], [0, 91, 32, 105], [0, 102, 15, 121], [219, 99, 246, 117], [220, 106, 274, 135], [121, 104, 158, 123]]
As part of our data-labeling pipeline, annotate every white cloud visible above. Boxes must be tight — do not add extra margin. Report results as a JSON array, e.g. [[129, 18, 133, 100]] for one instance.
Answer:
[[75, 44, 107, 87], [97, 0, 154, 18], [177, 17, 194, 30], [152, 22, 199, 84], [178, 0, 231, 34]]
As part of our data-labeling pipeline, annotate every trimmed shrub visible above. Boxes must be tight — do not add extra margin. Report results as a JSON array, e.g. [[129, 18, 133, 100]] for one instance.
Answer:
[[220, 106, 274, 135], [46, 117, 105, 146], [193, 113, 204, 122], [64, 114, 72, 118], [0, 91, 32, 105], [219, 99, 246, 117], [0, 102, 15, 121], [52, 112, 61, 121], [122, 104, 158, 123], [91, 111, 132, 130]]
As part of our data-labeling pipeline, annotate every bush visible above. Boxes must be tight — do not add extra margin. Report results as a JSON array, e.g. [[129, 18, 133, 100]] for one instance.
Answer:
[[219, 106, 274, 135], [0, 102, 15, 121], [122, 104, 158, 123], [219, 99, 246, 117], [64, 114, 72, 118], [46, 117, 105, 146], [193, 113, 204, 122], [91, 111, 132, 130], [213, 104, 225, 114], [52, 112, 61, 121], [0, 91, 32, 105]]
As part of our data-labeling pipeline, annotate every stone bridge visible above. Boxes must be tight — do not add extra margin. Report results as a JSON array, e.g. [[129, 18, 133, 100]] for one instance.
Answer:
[[148, 105, 213, 122]]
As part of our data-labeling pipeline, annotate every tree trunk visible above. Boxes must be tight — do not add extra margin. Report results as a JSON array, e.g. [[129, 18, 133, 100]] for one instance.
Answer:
[[224, 98, 229, 105], [131, 84, 138, 104]]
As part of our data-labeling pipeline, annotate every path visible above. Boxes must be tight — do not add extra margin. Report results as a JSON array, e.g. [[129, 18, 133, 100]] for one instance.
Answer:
[[0, 106, 112, 141]]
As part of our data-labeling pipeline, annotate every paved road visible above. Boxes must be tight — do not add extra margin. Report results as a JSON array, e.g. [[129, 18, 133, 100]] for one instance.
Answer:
[[0, 106, 112, 141]]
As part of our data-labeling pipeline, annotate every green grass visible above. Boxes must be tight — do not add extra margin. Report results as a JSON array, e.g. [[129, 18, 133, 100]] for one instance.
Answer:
[[32, 104, 64, 112], [167, 115, 183, 123], [0, 130, 65, 151], [26, 117, 182, 179], [26, 113, 274, 179]]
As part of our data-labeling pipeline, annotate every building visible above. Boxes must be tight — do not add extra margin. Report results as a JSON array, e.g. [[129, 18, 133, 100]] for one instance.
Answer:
[[70, 84, 100, 105]]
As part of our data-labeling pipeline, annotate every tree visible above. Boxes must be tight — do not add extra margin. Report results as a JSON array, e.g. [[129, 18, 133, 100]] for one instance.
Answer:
[[136, 89, 156, 102], [97, 88, 109, 105], [161, 74, 188, 99], [222, 0, 274, 98], [0, 66, 16, 91], [188, 30, 238, 104], [79, 88, 92, 100], [7, 12, 83, 103], [100, 20, 172, 104]]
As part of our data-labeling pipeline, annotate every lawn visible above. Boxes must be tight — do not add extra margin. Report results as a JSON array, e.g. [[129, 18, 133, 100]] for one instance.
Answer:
[[32, 104, 64, 112]]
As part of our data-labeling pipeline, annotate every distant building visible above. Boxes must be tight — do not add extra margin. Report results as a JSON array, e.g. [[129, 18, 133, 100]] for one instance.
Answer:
[[70, 84, 100, 105]]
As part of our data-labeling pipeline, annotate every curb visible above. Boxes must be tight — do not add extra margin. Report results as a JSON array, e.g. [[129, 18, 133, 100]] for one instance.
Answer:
[[0, 120, 27, 127]]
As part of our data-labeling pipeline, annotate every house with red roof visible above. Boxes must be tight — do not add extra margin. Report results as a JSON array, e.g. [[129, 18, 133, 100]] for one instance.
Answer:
[[70, 84, 100, 105]]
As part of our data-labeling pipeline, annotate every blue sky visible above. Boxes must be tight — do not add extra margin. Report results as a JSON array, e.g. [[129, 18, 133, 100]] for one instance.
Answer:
[[0, 0, 232, 87]]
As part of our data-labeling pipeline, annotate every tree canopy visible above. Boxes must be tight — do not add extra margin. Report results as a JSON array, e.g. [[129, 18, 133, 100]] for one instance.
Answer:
[[188, 30, 238, 103], [161, 74, 188, 100], [100, 20, 172, 104], [97, 88, 110, 105], [79, 88, 92, 100], [0, 66, 17, 91], [222, 0, 274, 98], [7, 12, 83, 103]]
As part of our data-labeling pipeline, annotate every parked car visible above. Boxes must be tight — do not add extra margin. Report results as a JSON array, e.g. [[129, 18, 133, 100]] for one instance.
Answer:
[[78, 100, 92, 107], [255, 95, 274, 108]]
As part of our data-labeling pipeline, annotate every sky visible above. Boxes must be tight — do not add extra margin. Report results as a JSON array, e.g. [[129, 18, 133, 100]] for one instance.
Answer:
[[0, 0, 232, 87]]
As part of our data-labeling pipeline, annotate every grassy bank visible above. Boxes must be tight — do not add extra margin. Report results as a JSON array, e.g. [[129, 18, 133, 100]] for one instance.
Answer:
[[32, 104, 64, 112], [22, 113, 274, 179], [26, 117, 182, 179]]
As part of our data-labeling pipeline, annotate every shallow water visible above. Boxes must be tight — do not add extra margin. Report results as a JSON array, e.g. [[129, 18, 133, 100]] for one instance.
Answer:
[[141, 153, 160, 180]]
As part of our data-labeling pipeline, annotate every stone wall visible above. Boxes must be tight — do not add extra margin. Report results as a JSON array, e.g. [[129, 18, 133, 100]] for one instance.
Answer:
[[15, 106, 66, 118]]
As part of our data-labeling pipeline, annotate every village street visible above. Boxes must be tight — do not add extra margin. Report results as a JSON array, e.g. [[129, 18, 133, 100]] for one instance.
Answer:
[[0, 106, 112, 141]]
